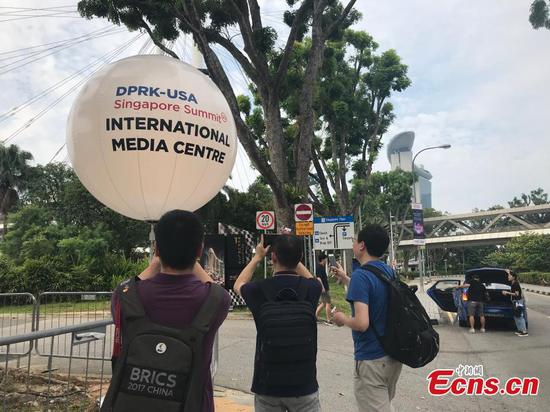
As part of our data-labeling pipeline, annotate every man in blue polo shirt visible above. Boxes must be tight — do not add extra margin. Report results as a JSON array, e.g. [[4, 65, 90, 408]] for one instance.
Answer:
[[331, 225, 402, 412]]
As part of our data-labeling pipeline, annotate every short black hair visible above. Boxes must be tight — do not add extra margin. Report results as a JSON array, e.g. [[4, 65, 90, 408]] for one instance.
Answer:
[[154, 210, 204, 269], [318, 252, 327, 262], [272, 235, 303, 268], [509, 270, 518, 280], [357, 224, 389, 258]]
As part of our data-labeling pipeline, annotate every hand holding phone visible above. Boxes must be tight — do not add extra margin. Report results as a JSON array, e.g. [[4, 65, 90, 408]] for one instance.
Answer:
[[328, 254, 337, 268]]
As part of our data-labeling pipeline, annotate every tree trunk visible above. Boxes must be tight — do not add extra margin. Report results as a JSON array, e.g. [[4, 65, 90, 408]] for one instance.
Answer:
[[263, 94, 289, 184], [295, 2, 326, 196], [273, 193, 293, 231], [2, 213, 6, 239]]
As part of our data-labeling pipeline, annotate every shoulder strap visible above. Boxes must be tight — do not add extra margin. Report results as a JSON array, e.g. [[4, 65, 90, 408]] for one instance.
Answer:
[[360, 264, 394, 340], [190, 283, 226, 333], [118, 277, 147, 322], [362, 264, 395, 285]]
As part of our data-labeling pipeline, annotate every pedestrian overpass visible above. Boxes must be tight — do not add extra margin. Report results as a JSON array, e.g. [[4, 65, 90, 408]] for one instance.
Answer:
[[398, 204, 550, 249]]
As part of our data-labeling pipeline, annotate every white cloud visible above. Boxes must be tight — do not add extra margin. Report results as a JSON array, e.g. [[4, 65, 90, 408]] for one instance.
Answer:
[[1, 0, 549, 214], [363, 0, 550, 213]]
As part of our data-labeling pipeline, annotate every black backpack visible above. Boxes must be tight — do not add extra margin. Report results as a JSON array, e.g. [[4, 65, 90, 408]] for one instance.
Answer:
[[101, 278, 225, 412], [256, 278, 317, 387], [363, 264, 439, 368]]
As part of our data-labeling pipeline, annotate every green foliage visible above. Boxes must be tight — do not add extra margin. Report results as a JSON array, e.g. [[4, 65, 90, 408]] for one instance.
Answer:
[[0, 143, 33, 233], [484, 234, 550, 272], [108, 256, 149, 289], [517, 272, 550, 286], [196, 178, 274, 233], [0, 255, 21, 293], [22, 163, 149, 257], [530, 0, 550, 30], [358, 169, 413, 226]]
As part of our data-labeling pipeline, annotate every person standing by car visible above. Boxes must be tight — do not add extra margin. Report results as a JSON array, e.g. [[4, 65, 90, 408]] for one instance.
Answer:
[[502, 270, 528, 337], [458, 274, 488, 333]]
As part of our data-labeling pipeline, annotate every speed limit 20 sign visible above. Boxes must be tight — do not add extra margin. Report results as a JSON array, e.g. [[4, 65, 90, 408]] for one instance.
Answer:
[[256, 211, 275, 230]]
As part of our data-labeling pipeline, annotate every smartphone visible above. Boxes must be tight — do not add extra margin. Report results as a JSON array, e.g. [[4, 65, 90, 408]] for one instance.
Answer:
[[328, 254, 337, 268]]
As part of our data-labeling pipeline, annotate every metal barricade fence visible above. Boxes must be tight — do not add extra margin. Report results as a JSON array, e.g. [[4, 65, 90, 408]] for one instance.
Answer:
[[0, 290, 219, 409], [0, 294, 37, 357], [36, 292, 114, 361], [0, 319, 111, 412]]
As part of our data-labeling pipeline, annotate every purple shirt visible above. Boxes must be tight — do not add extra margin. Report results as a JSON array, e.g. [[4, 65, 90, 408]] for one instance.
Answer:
[[112, 273, 230, 412]]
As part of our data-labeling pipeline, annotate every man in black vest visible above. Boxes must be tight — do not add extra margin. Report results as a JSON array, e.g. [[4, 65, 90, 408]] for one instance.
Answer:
[[234, 235, 322, 412]]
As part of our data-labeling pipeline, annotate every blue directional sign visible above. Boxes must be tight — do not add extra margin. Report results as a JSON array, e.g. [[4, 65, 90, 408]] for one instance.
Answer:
[[313, 216, 354, 250]]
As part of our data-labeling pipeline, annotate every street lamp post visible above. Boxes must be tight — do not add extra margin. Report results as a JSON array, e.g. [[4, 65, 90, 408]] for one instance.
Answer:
[[411, 144, 451, 291], [389, 213, 396, 269]]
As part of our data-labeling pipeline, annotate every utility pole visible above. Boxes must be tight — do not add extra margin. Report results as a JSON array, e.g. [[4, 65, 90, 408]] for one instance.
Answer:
[[411, 144, 451, 292], [389, 213, 396, 269]]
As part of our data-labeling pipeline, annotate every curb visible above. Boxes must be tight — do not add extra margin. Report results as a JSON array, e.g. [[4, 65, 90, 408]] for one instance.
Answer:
[[524, 288, 550, 296]]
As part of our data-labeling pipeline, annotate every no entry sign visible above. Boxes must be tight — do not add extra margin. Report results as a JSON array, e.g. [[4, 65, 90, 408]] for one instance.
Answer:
[[256, 211, 275, 230], [294, 203, 313, 222]]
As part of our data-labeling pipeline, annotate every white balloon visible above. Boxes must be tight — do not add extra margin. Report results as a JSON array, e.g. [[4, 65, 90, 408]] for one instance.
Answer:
[[66, 55, 237, 221]]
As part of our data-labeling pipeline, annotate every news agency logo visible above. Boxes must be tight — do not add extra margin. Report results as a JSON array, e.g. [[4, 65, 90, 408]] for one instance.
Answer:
[[156, 342, 167, 354], [427, 364, 540, 396]]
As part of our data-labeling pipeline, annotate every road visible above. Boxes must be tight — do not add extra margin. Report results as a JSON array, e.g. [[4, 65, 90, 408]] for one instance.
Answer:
[[2, 292, 548, 411], [215, 291, 550, 411]]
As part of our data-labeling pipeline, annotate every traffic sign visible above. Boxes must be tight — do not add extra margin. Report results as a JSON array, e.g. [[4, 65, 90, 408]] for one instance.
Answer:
[[294, 203, 313, 222], [295, 221, 314, 236], [256, 211, 275, 230], [313, 216, 354, 250]]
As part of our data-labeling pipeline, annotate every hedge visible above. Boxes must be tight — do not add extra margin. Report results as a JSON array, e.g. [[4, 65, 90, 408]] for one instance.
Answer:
[[518, 272, 550, 286]]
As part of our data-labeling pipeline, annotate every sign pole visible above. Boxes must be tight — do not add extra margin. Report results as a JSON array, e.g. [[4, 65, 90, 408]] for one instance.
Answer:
[[148, 223, 155, 262], [264, 229, 267, 279], [310, 235, 315, 274]]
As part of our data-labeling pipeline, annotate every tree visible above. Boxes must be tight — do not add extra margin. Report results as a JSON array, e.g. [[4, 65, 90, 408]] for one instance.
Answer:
[[359, 170, 413, 227], [314, 33, 410, 216], [530, 0, 550, 30], [508, 187, 550, 225], [485, 234, 550, 272], [197, 178, 273, 232], [0, 143, 33, 236], [77, 0, 360, 228], [24, 162, 149, 257]]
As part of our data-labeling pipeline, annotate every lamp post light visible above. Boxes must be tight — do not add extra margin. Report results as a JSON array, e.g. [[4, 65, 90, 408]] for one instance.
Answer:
[[411, 144, 451, 291], [389, 214, 396, 269]]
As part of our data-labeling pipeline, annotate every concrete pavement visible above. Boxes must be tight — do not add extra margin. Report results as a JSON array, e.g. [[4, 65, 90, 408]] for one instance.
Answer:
[[523, 283, 550, 296], [215, 289, 550, 411], [408, 279, 442, 323]]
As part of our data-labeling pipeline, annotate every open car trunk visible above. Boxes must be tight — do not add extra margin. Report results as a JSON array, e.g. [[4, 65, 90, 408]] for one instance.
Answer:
[[485, 289, 512, 306]]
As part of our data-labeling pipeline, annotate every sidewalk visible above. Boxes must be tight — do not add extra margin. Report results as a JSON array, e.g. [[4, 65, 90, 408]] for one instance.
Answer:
[[523, 283, 550, 296], [214, 386, 253, 412], [408, 279, 441, 323]]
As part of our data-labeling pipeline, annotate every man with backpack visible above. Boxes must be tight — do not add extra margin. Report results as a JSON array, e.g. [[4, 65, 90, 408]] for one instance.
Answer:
[[234, 235, 322, 412], [331, 225, 402, 412], [103, 210, 230, 412]]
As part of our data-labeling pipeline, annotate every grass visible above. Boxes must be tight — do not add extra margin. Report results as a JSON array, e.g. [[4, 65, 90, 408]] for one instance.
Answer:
[[326, 277, 352, 317], [0, 300, 110, 315]]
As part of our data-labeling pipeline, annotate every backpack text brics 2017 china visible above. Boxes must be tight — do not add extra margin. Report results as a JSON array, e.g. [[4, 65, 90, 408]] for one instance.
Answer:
[[101, 278, 225, 412]]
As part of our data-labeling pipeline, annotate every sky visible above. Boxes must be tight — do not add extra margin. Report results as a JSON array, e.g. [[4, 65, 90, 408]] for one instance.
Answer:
[[1, 0, 549, 214]]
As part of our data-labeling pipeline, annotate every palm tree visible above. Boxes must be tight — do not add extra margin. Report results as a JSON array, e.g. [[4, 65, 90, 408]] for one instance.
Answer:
[[0, 144, 33, 237]]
